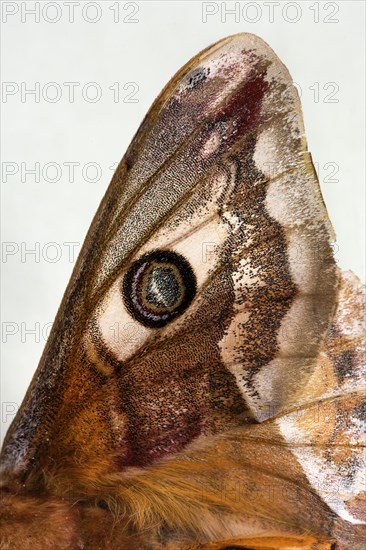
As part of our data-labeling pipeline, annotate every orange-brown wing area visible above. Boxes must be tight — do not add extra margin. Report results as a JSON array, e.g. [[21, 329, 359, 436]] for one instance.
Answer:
[[1, 271, 365, 545], [174, 536, 336, 549], [0, 489, 337, 550], [0, 489, 146, 550]]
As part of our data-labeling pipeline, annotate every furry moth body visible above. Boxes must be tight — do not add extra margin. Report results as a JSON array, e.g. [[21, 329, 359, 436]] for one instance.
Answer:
[[0, 34, 365, 550]]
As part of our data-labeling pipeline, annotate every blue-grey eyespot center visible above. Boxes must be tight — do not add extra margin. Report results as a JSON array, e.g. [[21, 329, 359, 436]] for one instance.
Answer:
[[145, 266, 183, 310]]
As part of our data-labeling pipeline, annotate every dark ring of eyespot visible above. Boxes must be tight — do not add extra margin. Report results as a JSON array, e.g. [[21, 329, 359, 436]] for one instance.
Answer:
[[122, 250, 197, 328]]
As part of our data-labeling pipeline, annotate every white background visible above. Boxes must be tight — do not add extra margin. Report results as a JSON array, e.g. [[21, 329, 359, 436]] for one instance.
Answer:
[[1, 0, 365, 443]]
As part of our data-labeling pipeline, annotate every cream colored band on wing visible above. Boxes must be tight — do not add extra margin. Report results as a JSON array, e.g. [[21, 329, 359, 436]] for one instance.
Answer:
[[86, 169, 233, 365]]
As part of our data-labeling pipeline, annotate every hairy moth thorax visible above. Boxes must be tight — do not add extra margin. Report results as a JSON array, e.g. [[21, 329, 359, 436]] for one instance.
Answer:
[[1, 33, 364, 550]]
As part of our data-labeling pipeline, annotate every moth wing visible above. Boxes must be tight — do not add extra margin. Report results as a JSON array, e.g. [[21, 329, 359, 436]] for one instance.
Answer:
[[0, 32, 357, 550], [2, 33, 338, 479], [272, 270, 366, 544]]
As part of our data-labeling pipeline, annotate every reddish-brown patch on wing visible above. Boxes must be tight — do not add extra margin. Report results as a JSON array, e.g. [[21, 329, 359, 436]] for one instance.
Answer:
[[214, 74, 269, 147]]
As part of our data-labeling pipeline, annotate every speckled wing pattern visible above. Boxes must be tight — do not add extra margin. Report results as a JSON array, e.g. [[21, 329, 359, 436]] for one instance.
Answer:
[[0, 34, 364, 550], [275, 271, 365, 523]]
